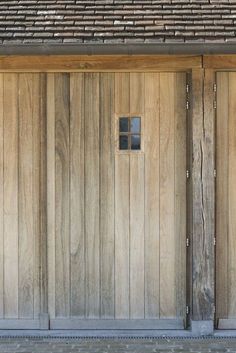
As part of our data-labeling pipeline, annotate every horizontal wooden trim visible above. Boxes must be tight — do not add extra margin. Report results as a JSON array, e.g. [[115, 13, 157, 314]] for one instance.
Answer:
[[0, 318, 49, 330], [203, 55, 236, 69], [50, 319, 185, 330], [0, 55, 201, 72], [218, 319, 236, 330]]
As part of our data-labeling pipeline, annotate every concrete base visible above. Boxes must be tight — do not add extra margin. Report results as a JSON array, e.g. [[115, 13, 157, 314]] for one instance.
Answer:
[[191, 320, 214, 336]]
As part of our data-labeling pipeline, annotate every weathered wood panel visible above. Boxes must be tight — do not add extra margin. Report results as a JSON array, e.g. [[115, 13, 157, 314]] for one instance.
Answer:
[[70, 73, 85, 317], [3, 74, 19, 318], [0, 74, 3, 319], [216, 72, 229, 321], [160, 73, 176, 318], [192, 69, 215, 321], [84, 73, 100, 318], [47, 72, 187, 327], [0, 73, 46, 327], [144, 73, 160, 319], [100, 73, 115, 319], [0, 55, 202, 72], [115, 73, 130, 319]]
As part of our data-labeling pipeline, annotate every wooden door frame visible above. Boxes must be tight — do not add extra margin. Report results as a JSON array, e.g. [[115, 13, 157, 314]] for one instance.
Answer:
[[0, 54, 227, 333]]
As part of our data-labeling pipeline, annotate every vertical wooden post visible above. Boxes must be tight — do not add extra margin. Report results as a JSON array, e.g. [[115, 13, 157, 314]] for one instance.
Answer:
[[191, 69, 215, 334]]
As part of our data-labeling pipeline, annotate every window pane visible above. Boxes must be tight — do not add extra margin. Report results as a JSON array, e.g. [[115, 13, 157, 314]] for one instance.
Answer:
[[131, 135, 141, 150], [131, 117, 141, 133], [119, 135, 129, 150], [119, 117, 129, 133]]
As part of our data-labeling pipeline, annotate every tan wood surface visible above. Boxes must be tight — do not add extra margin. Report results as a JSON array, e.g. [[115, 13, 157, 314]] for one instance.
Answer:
[[191, 69, 215, 321], [0, 55, 201, 72], [216, 72, 236, 326], [70, 73, 85, 317], [216, 72, 229, 320], [204, 55, 236, 69], [0, 73, 45, 326], [47, 72, 187, 327]]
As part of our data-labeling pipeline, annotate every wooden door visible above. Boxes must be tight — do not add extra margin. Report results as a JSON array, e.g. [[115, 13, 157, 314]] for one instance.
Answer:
[[47, 72, 187, 330], [0, 74, 47, 329], [216, 72, 236, 329]]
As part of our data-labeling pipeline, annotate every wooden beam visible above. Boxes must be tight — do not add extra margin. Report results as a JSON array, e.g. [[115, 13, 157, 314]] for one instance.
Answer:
[[191, 69, 215, 321], [204, 55, 236, 69], [0, 55, 201, 72]]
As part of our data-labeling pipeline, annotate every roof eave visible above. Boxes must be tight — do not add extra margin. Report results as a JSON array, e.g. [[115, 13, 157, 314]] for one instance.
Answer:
[[0, 43, 236, 55]]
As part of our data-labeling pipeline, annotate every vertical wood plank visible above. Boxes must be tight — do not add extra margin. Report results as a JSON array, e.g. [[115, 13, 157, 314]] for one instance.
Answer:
[[144, 73, 160, 319], [115, 73, 130, 114], [47, 73, 56, 319], [160, 73, 176, 318], [0, 74, 3, 318], [216, 72, 229, 320], [55, 74, 70, 318], [70, 73, 85, 317], [228, 72, 236, 318], [85, 73, 100, 318], [130, 154, 145, 319], [129, 73, 145, 319], [115, 73, 130, 319], [100, 73, 115, 318], [192, 68, 215, 321], [38, 74, 47, 316], [3, 74, 19, 318], [175, 73, 187, 318], [18, 74, 34, 318]]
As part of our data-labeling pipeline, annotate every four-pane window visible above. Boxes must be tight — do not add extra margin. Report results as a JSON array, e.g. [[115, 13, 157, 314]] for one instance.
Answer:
[[119, 117, 141, 151]]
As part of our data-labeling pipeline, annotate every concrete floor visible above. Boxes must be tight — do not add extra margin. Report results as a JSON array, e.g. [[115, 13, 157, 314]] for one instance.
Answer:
[[0, 337, 236, 353]]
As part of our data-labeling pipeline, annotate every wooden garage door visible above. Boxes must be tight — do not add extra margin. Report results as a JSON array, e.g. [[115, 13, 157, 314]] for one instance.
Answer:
[[0, 74, 47, 329], [47, 72, 187, 329], [216, 72, 236, 329]]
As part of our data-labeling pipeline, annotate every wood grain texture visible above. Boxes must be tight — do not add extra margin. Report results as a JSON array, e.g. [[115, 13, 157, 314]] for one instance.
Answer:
[[100, 73, 115, 319], [0, 55, 202, 72], [175, 73, 187, 318], [0, 74, 3, 318], [160, 73, 176, 318], [55, 74, 70, 318], [192, 69, 215, 321], [228, 72, 236, 318], [129, 73, 145, 319], [47, 73, 56, 319], [84, 73, 100, 318], [38, 74, 47, 316], [18, 74, 34, 318], [3, 74, 19, 318], [216, 72, 229, 320], [70, 73, 85, 317], [144, 73, 160, 319], [204, 55, 236, 69]]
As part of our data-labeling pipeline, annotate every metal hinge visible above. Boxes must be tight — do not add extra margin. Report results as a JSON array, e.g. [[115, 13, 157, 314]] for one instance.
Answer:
[[186, 305, 190, 315], [213, 83, 217, 109], [186, 170, 190, 179], [214, 237, 216, 246], [186, 83, 190, 110], [214, 169, 217, 178], [186, 238, 190, 247]]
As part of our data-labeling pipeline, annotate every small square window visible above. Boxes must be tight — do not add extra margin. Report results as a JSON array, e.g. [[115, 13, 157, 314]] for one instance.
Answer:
[[118, 116, 141, 151]]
